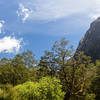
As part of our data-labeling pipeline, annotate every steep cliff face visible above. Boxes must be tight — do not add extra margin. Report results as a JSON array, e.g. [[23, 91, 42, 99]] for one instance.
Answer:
[[77, 17, 100, 60]]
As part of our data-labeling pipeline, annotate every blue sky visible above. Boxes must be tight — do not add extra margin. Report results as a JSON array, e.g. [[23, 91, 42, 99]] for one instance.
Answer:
[[0, 0, 99, 59]]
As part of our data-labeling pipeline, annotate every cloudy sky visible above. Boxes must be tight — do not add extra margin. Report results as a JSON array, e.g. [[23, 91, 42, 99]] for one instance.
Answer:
[[0, 0, 99, 58]]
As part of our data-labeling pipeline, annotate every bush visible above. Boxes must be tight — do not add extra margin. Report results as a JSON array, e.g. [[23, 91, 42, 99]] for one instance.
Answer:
[[14, 77, 65, 100], [0, 84, 17, 100]]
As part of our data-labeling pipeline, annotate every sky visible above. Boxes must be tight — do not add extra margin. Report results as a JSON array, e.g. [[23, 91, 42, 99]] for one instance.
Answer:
[[0, 0, 100, 59]]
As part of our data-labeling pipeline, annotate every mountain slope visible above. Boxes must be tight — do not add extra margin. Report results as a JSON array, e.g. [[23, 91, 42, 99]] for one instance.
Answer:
[[76, 17, 100, 60]]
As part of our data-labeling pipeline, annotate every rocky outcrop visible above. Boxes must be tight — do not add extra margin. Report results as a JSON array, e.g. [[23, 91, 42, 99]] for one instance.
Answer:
[[76, 17, 100, 60]]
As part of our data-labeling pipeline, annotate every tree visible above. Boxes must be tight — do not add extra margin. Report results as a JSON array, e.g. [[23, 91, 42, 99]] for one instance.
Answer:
[[59, 52, 96, 100], [0, 51, 38, 86], [0, 59, 30, 86], [14, 77, 65, 100], [13, 50, 37, 69], [39, 38, 74, 77], [0, 58, 9, 66], [39, 50, 56, 77]]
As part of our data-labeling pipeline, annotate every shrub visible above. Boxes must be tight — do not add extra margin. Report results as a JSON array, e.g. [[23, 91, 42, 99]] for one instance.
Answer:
[[14, 77, 65, 100], [0, 84, 17, 100]]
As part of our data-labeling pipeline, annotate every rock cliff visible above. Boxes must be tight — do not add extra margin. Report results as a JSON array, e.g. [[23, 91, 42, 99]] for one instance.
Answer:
[[76, 17, 100, 60]]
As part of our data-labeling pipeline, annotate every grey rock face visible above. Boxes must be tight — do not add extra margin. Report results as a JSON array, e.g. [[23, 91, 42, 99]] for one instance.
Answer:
[[77, 17, 100, 60]]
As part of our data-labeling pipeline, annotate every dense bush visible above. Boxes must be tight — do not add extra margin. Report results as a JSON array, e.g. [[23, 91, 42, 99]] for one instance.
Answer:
[[13, 77, 65, 100], [0, 84, 17, 100]]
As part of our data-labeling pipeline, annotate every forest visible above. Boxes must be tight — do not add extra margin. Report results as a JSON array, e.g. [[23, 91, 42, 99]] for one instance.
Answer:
[[0, 38, 99, 100]]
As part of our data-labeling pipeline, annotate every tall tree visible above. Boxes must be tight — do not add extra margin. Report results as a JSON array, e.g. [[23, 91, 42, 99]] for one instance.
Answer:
[[0, 51, 38, 86], [39, 38, 74, 77], [0, 58, 30, 86], [60, 52, 96, 100], [14, 50, 37, 68]]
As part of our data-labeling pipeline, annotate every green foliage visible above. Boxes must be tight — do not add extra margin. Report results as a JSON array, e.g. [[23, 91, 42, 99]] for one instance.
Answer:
[[14, 77, 65, 100], [39, 38, 74, 77], [91, 60, 100, 100], [0, 84, 17, 100], [0, 50, 38, 86], [59, 52, 96, 100], [14, 50, 37, 68], [85, 93, 96, 100], [0, 62, 30, 86], [0, 88, 4, 99], [0, 38, 99, 100]]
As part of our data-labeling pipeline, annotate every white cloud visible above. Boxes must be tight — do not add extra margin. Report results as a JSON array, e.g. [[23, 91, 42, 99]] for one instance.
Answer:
[[89, 0, 100, 19], [0, 20, 5, 33], [0, 20, 23, 54], [89, 13, 100, 20], [17, 0, 100, 22], [17, 4, 32, 22], [0, 36, 22, 53]]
